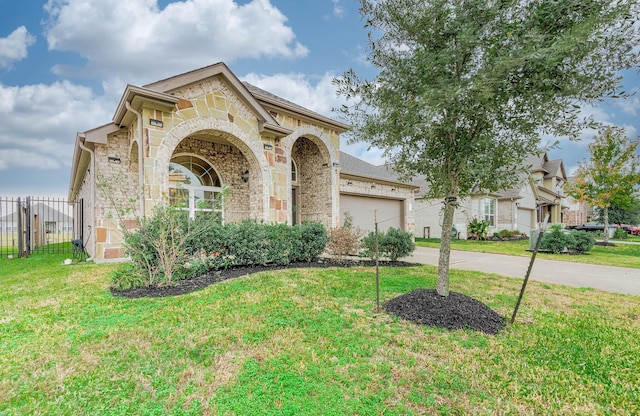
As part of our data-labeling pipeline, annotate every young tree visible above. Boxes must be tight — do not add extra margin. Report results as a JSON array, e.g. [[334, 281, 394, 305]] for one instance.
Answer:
[[334, 0, 640, 296], [568, 126, 640, 243]]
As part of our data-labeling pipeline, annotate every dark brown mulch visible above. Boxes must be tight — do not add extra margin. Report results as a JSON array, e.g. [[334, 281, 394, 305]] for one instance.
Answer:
[[594, 241, 617, 247], [111, 258, 418, 299], [384, 289, 505, 335]]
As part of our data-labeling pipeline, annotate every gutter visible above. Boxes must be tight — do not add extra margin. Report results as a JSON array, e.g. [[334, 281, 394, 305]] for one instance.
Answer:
[[125, 101, 145, 217], [77, 136, 95, 261]]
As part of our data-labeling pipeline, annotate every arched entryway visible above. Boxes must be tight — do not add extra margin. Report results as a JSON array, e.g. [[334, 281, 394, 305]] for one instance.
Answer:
[[153, 118, 270, 223], [165, 130, 262, 224], [291, 136, 333, 227]]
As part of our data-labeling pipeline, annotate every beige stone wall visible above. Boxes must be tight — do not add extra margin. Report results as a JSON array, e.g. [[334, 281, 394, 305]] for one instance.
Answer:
[[87, 74, 345, 260], [292, 137, 332, 227], [93, 130, 140, 261]]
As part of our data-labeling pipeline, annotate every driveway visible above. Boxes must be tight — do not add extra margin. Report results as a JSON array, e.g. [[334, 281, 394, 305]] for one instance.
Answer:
[[409, 247, 640, 296]]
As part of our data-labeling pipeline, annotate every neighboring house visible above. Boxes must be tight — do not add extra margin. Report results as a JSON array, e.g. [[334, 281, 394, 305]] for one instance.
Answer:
[[563, 176, 589, 227], [0, 202, 74, 248], [69, 62, 416, 262], [412, 151, 568, 238]]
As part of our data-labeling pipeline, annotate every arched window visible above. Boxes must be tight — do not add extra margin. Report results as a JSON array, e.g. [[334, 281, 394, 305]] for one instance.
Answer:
[[291, 158, 298, 183], [169, 154, 223, 221]]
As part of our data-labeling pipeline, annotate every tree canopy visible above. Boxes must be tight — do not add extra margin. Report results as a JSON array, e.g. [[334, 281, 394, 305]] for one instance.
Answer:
[[569, 126, 640, 242], [335, 0, 640, 296]]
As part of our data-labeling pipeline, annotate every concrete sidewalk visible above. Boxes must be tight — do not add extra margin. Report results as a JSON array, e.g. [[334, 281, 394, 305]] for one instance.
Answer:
[[409, 247, 640, 296]]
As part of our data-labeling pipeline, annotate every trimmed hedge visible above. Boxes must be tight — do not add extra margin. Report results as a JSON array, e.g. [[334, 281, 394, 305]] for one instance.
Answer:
[[112, 213, 328, 290], [360, 227, 416, 261]]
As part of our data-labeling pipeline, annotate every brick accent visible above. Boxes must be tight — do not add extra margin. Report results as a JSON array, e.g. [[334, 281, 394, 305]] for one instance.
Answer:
[[122, 219, 138, 230], [104, 248, 124, 259], [96, 227, 107, 243], [177, 98, 193, 109]]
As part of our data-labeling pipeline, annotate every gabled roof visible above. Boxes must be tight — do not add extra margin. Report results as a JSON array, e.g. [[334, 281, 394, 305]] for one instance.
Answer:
[[244, 82, 350, 133], [542, 158, 567, 180], [142, 62, 291, 137], [340, 152, 418, 189]]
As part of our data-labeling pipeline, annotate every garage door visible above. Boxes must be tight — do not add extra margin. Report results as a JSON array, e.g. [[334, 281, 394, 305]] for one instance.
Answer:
[[340, 194, 403, 233], [517, 208, 534, 234]]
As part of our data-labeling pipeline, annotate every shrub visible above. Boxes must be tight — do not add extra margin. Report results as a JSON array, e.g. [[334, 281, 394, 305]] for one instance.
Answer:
[[224, 220, 270, 266], [114, 217, 328, 290], [121, 204, 192, 287], [381, 227, 416, 261], [568, 230, 595, 254], [540, 226, 571, 254], [327, 227, 360, 260], [467, 218, 489, 240], [361, 227, 415, 261], [613, 227, 627, 240], [110, 263, 147, 291], [295, 221, 329, 262], [265, 223, 297, 265]]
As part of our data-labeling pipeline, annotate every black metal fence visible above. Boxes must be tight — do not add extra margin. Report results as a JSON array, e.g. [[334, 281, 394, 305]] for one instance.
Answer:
[[0, 197, 83, 258]]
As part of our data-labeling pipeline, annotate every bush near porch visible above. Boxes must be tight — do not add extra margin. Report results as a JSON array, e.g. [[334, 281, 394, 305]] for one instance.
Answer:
[[111, 207, 329, 290]]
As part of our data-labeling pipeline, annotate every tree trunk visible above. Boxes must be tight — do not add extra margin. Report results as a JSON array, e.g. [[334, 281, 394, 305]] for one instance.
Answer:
[[603, 206, 609, 244], [437, 196, 457, 297]]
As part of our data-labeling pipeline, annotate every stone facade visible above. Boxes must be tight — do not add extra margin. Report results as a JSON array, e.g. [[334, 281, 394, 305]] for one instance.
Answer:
[[68, 63, 365, 262]]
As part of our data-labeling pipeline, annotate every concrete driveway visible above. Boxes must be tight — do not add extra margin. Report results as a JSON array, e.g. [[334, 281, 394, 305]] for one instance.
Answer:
[[409, 247, 640, 296]]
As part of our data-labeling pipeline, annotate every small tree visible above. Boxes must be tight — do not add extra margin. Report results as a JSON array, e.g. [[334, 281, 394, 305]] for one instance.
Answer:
[[568, 126, 640, 244], [335, 0, 640, 296], [327, 212, 363, 260]]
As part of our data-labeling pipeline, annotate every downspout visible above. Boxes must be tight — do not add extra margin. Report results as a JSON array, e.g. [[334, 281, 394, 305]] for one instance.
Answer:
[[77, 136, 95, 261], [125, 101, 145, 217]]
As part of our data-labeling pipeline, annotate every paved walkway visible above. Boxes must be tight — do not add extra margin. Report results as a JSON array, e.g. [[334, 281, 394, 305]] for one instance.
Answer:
[[409, 247, 640, 296]]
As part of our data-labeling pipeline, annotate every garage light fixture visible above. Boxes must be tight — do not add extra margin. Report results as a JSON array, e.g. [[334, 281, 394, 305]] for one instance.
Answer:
[[108, 156, 121, 164]]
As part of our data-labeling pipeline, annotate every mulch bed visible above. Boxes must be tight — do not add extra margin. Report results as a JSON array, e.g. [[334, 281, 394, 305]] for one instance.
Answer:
[[110, 258, 417, 299], [111, 258, 505, 334], [384, 289, 505, 334]]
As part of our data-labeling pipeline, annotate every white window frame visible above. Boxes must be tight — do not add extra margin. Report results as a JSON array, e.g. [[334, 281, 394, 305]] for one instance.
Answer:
[[169, 154, 224, 221], [483, 197, 496, 226]]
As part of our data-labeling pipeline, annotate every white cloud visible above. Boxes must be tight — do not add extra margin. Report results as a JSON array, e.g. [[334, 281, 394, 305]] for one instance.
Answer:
[[0, 26, 36, 68], [0, 81, 111, 171], [241, 71, 344, 117], [615, 96, 640, 116], [44, 0, 308, 84], [332, 0, 345, 18]]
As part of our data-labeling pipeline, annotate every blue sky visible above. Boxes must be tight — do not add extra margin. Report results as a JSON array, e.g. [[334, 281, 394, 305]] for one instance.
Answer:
[[1, 0, 639, 198]]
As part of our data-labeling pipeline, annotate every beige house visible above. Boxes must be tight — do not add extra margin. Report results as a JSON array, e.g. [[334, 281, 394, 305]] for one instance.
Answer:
[[69, 63, 416, 262], [413, 151, 568, 238]]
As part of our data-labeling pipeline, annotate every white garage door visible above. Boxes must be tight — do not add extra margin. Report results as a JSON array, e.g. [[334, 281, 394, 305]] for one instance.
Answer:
[[340, 194, 403, 233], [517, 208, 534, 234]]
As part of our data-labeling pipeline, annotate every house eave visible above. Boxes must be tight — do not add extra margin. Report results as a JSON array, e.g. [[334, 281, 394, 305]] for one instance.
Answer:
[[256, 97, 350, 133], [113, 85, 179, 127], [340, 172, 419, 190]]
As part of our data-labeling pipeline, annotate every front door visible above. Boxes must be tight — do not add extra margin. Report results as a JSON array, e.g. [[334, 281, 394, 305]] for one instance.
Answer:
[[292, 187, 298, 225]]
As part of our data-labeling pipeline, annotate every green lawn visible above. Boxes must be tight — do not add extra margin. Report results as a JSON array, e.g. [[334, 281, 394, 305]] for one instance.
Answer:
[[1, 253, 639, 415], [415, 238, 640, 268]]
